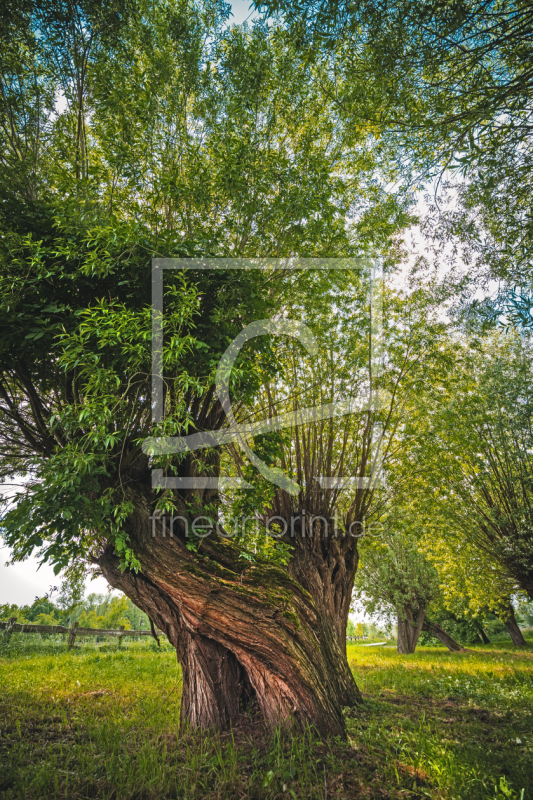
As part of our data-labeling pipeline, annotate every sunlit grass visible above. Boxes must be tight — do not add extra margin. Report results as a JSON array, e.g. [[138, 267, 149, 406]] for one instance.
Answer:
[[346, 640, 533, 799], [348, 640, 533, 708], [0, 634, 532, 798]]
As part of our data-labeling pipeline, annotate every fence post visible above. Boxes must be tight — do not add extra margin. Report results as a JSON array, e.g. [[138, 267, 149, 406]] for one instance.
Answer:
[[3, 616, 17, 642], [118, 625, 125, 648], [68, 621, 79, 649]]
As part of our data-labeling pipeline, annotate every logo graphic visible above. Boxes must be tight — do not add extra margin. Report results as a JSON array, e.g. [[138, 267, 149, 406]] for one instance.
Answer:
[[143, 258, 383, 494]]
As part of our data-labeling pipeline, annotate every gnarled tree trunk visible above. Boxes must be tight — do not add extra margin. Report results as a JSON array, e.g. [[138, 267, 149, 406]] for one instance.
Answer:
[[96, 488, 352, 737], [397, 607, 426, 654], [286, 525, 363, 708]]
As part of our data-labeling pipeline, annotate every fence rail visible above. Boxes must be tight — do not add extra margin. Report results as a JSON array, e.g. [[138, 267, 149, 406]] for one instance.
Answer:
[[1, 617, 166, 648]]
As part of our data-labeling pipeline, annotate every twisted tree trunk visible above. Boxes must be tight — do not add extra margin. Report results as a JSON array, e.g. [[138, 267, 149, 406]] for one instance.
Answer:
[[96, 487, 352, 737], [286, 525, 363, 707]]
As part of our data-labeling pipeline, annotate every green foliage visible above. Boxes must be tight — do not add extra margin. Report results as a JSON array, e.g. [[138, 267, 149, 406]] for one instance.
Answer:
[[403, 331, 533, 601], [219, 274, 449, 551], [75, 594, 131, 629], [257, 0, 533, 324], [122, 595, 151, 630], [1, 0, 404, 574], [0, 603, 28, 624], [54, 566, 86, 617], [420, 612, 487, 647], [517, 601, 533, 628], [0, 597, 62, 625], [353, 530, 440, 623], [0, 0, 413, 585]]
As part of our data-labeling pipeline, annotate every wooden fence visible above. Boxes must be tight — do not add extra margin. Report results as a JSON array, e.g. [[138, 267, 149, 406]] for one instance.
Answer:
[[0, 617, 166, 648]]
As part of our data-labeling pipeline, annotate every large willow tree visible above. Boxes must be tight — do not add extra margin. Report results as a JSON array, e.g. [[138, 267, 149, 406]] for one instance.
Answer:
[[0, 0, 411, 735]]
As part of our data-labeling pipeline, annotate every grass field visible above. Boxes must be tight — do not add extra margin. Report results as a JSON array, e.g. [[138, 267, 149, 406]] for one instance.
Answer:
[[1, 634, 532, 799]]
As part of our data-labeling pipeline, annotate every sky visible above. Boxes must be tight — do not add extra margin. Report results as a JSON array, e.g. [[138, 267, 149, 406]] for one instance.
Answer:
[[0, 548, 111, 606], [228, 0, 258, 25], [0, 549, 55, 606]]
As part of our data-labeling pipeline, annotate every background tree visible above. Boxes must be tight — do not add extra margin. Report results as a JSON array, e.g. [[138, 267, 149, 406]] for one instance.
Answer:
[[419, 525, 528, 647], [353, 528, 440, 654], [517, 600, 533, 630], [0, 597, 60, 625], [75, 593, 132, 630]]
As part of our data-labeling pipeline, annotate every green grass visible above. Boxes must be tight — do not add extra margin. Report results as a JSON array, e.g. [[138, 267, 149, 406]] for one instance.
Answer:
[[347, 640, 533, 799], [0, 634, 532, 799]]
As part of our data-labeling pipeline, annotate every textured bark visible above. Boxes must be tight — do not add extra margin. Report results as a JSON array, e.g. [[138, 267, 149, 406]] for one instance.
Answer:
[[94, 556, 251, 729], [397, 608, 426, 654], [422, 618, 466, 652], [178, 633, 254, 729], [266, 469, 376, 712], [287, 527, 363, 707], [503, 605, 527, 646], [96, 486, 350, 737]]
